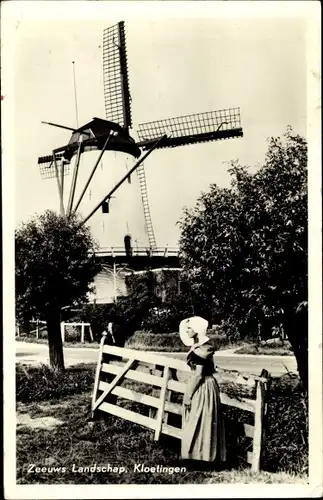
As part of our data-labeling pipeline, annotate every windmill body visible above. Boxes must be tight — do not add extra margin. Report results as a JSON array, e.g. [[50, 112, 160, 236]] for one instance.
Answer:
[[37, 21, 243, 303]]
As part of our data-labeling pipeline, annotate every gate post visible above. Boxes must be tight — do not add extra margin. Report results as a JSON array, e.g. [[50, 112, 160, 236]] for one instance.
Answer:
[[251, 369, 269, 472], [154, 366, 171, 441], [60, 322, 65, 344], [91, 331, 108, 418]]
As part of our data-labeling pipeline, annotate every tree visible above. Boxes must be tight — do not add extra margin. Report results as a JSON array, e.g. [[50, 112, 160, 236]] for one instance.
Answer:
[[179, 128, 308, 390], [15, 210, 101, 371]]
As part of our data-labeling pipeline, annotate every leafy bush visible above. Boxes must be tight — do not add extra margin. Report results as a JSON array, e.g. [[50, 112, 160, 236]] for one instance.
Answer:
[[75, 304, 114, 342], [264, 376, 308, 473], [125, 331, 239, 352], [220, 375, 307, 474], [125, 332, 184, 351], [140, 290, 194, 333], [63, 325, 80, 342], [235, 344, 293, 356]]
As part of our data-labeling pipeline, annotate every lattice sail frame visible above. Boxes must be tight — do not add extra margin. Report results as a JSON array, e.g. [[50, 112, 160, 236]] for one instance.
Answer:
[[38, 154, 71, 180], [103, 21, 132, 130], [137, 107, 243, 149]]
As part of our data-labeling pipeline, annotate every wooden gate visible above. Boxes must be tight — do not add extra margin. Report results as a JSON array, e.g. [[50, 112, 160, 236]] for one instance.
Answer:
[[92, 333, 270, 472]]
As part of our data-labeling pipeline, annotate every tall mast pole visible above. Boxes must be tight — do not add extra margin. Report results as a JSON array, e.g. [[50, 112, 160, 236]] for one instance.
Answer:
[[72, 61, 79, 128]]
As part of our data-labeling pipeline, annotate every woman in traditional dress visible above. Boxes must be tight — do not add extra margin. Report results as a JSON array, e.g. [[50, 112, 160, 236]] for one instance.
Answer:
[[179, 316, 226, 463]]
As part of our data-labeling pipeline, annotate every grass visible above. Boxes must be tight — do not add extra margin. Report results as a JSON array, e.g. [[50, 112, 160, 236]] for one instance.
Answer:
[[206, 470, 307, 484], [16, 362, 308, 484], [235, 343, 293, 356], [16, 363, 96, 403], [16, 336, 99, 349]]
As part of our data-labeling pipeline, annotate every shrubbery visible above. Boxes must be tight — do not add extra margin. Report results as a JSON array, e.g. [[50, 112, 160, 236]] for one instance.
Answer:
[[125, 332, 184, 351], [264, 376, 308, 474], [125, 331, 237, 352], [75, 303, 114, 342], [72, 273, 195, 337]]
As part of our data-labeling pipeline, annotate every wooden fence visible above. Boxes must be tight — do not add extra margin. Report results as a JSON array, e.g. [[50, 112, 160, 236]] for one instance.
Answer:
[[16, 321, 94, 344], [92, 334, 271, 472]]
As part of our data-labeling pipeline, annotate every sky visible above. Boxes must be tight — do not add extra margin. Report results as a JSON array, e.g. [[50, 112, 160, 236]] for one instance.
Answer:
[[8, 2, 308, 250]]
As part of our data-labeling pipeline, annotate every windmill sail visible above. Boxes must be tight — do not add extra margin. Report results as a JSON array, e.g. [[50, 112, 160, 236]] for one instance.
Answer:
[[38, 152, 71, 180], [103, 21, 132, 131], [37, 18, 244, 257], [137, 107, 243, 150]]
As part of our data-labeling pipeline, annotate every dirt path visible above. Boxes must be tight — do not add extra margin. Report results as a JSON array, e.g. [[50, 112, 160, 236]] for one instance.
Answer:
[[17, 413, 64, 430]]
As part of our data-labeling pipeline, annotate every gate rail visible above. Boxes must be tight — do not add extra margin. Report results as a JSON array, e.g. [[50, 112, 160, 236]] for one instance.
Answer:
[[92, 334, 271, 472]]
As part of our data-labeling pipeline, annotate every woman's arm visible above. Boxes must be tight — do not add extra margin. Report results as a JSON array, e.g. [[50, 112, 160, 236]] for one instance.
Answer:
[[183, 365, 203, 405]]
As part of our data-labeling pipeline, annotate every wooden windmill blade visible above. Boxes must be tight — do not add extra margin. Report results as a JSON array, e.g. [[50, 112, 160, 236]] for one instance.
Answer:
[[102, 21, 158, 251], [137, 107, 243, 150], [103, 21, 132, 131]]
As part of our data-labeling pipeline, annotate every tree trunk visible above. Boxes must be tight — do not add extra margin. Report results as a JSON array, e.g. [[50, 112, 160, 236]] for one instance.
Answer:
[[282, 305, 308, 393], [287, 330, 308, 393], [22, 317, 31, 335], [45, 310, 65, 371]]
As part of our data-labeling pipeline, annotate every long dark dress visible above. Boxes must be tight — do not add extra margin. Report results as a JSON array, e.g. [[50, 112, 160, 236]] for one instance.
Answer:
[[181, 343, 226, 462]]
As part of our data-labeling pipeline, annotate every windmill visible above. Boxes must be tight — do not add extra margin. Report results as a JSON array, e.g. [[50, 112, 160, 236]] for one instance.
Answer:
[[38, 20, 243, 254]]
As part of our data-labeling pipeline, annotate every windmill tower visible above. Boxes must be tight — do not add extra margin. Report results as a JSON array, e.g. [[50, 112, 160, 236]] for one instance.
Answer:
[[37, 20, 243, 302]]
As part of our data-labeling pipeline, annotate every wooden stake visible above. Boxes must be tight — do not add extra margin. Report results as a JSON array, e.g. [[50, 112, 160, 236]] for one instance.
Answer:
[[60, 322, 65, 344], [91, 331, 108, 417], [251, 372, 267, 471], [164, 368, 177, 425], [154, 366, 170, 440], [149, 365, 163, 419]]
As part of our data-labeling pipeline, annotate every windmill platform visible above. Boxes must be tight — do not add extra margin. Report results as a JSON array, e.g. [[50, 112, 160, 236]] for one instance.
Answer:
[[90, 246, 181, 304]]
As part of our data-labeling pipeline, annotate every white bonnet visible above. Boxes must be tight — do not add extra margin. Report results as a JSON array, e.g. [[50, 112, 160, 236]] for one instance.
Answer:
[[179, 316, 209, 347]]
